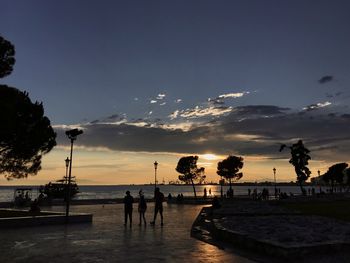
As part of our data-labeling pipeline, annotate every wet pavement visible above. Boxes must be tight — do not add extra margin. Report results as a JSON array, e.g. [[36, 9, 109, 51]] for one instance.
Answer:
[[0, 203, 254, 263]]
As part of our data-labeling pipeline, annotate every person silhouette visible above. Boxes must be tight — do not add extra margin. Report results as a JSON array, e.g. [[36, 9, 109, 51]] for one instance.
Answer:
[[138, 190, 147, 226], [123, 191, 134, 227], [150, 187, 164, 226]]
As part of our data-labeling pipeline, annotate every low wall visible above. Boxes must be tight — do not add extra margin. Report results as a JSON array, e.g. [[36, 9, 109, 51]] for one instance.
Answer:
[[0, 209, 92, 228]]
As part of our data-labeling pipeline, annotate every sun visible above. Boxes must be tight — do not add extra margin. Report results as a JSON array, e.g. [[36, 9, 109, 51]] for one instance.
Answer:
[[201, 153, 219, 161]]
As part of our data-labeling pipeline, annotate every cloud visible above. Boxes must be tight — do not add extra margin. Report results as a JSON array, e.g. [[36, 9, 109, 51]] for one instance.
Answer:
[[207, 97, 225, 105], [156, 93, 166, 100], [160, 102, 166, 106], [106, 114, 120, 120], [54, 104, 350, 162], [318, 75, 334, 84], [175, 99, 182, 103], [218, 91, 250, 99], [303, 101, 332, 111], [176, 105, 233, 119], [150, 100, 157, 104], [207, 91, 250, 106], [169, 110, 179, 120], [233, 105, 290, 116]]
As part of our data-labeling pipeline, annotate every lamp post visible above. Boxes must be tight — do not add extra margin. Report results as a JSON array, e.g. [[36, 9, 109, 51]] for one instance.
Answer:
[[65, 128, 83, 222], [273, 167, 277, 198], [220, 176, 223, 199], [154, 161, 158, 191], [318, 170, 321, 193], [65, 157, 70, 184]]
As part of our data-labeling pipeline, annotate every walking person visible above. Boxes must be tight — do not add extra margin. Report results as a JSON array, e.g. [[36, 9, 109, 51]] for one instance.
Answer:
[[123, 191, 134, 227], [150, 187, 164, 226], [138, 190, 147, 226]]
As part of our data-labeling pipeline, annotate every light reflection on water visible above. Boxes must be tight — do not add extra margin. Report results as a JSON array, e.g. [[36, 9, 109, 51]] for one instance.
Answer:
[[0, 203, 254, 263]]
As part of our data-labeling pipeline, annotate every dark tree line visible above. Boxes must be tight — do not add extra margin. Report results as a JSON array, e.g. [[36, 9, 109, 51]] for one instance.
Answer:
[[320, 163, 350, 192]]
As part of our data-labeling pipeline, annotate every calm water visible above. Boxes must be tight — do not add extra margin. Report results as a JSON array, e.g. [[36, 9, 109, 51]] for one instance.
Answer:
[[0, 184, 322, 202]]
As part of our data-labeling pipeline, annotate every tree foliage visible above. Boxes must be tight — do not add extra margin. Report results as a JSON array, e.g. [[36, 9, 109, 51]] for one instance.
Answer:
[[176, 156, 205, 198], [217, 155, 244, 192], [0, 36, 56, 180], [344, 168, 350, 190], [280, 140, 311, 193], [322, 163, 348, 192], [0, 85, 56, 179], [0, 36, 15, 78]]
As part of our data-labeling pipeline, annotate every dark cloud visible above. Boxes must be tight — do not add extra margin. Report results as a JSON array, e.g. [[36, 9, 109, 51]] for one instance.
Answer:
[[106, 114, 120, 120], [207, 98, 225, 105], [318, 75, 333, 84], [335, 91, 343, 96], [234, 105, 290, 115], [55, 105, 350, 161]]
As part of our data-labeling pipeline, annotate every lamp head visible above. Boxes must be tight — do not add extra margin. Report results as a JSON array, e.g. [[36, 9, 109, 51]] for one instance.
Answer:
[[65, 157, 70, 167], [154, 161, 158, 169], [65, 128, 83, 140]]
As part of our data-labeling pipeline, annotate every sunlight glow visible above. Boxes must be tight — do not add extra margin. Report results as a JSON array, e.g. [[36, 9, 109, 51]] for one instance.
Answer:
[[201, 153, 219, 161]]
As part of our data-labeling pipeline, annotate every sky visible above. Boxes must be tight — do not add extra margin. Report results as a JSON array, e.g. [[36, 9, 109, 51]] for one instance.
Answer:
[[1, 0, 350, 185]]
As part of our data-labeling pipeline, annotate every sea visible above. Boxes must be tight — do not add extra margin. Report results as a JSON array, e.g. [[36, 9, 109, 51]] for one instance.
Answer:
[[0, 184, 322, 202]]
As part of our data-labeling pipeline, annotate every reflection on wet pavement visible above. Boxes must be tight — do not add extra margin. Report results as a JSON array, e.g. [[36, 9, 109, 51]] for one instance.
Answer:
[[1, 203, 254, 263]]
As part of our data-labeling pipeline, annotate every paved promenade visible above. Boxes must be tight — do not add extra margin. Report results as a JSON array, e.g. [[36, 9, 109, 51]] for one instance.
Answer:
[[192, 199, 350, 263], [0, 203, 253, 263]]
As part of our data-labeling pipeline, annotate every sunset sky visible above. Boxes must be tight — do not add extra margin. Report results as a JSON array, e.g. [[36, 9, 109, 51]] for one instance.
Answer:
[[1, 0, 350, 185]]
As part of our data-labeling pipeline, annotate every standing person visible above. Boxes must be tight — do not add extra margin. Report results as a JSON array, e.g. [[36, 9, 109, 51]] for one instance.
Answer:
[[203, 187, 207, 198], [138, 190, 147, 226], [123, 191, 134, 227], [150, 187, 164, 226]]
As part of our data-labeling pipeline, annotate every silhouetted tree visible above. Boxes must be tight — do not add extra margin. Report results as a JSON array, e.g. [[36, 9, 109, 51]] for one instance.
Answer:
[[176, 156, 205, 198], [344, 168, 350, 192], [0, 36, 15, 78], [322, 163, 348, 193], [279, 140, 311, 194], [217, 156, 243, 196], [0, 36, 56, 180]]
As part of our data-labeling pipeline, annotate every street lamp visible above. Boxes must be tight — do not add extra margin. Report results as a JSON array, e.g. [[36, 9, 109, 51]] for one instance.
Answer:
[[273, 167, 277, 198], [65, 157, 70, 184], [154, 161, 158, 191], [65, 128, 83, 222]]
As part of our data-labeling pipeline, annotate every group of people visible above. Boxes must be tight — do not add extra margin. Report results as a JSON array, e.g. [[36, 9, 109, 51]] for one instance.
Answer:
[[123, 187, 164, 227], [203, 187, 212, 198]]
